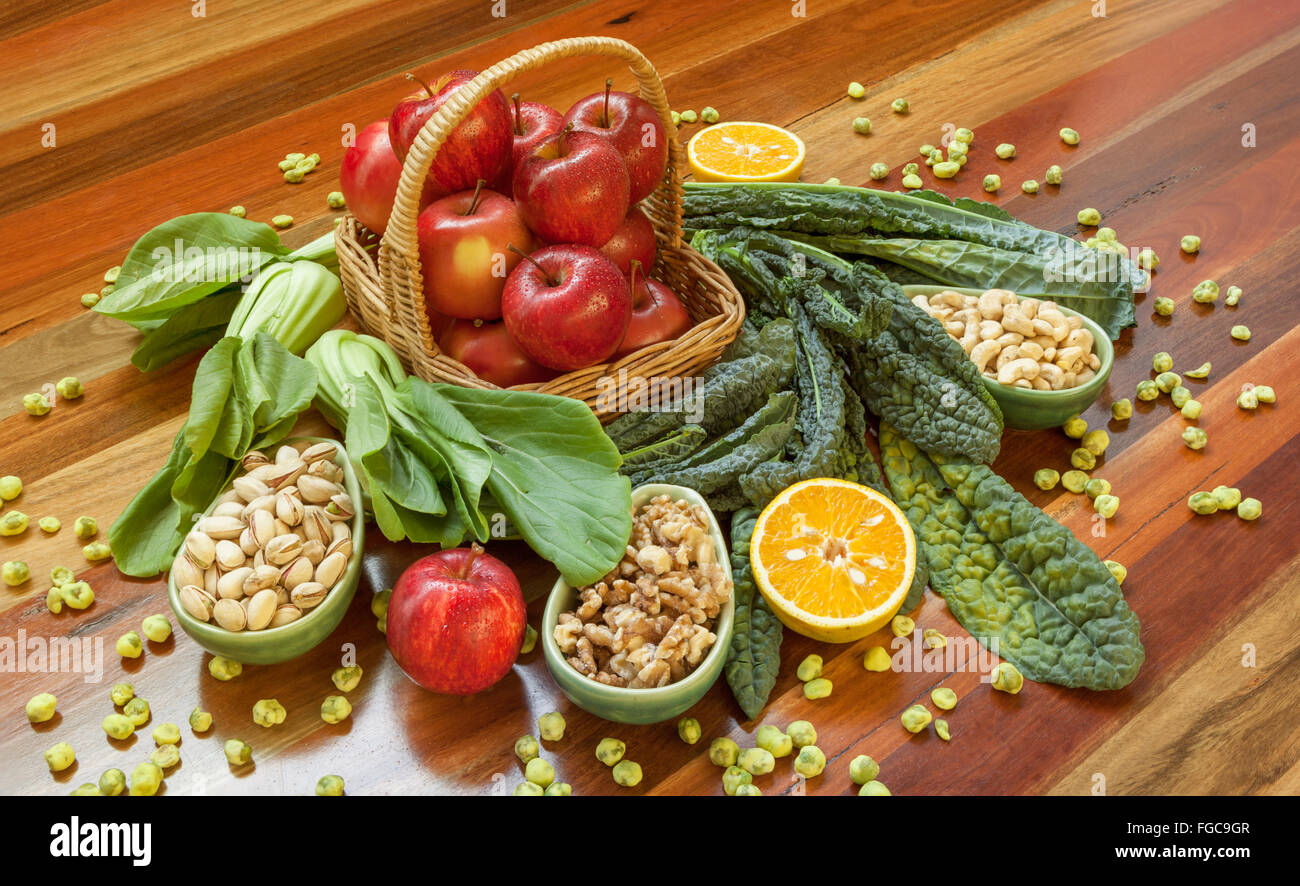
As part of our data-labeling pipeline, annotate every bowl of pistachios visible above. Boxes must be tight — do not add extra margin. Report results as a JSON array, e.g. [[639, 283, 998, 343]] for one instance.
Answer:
[[166, 437, 365, 665]]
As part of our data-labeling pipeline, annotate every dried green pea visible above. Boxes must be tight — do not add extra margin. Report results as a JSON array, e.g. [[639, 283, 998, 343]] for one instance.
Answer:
[[1061, 470, 1089, 493], [1045, 164, 1063, 185], [150, 744, 180, 769], [901, 173, 924, 189], [952, 127, 973, 144], [919, 144, 935, 157], [55, 377, 83, 400], [1021, 179, 1039, 194], [321, 695, 351, 724], [371, 589, 392, 619], [1225, 286, 1242, 306], [983, 174, 1001, 192], [595, 737, 625, 766], [755, 724, 793, 758], [1062, 415, 1088, 439], [45, 588, 63, 614], [722, 765, 752, 796], [900, 704, 932, 734], [45, 742, 76, 772], [116, 632, 142, 659], [1084, 478, 1111, 500], [611, 760, 642, 787], [229, 205, 246, 217], [700, 106, 720, 123], [803, 677, 833, 699], [677, 716, 701, 745], [81, 292, 101, 307], [83, 542, 111, 562], [1070, 448, 1096, 471], [1111, 399, 1133, 421], [902, 162, 919, 176], [152, 722, 181, 745], [1153, 296, 1175, 316], [796, 654, 823, 682], [1155, 371, 1181, 393], [1180, 235, 1201, 253], [544, 782, 572, 796], [129, 761, 162, 795], [59, 580, 94, 610], [1230, 325, 1251, 341], [868, 162, 889, 181], [1182, 427, 1208, 450], [271, 215, 293, 229], [26, 692, 57, 723], [517, 623, 537, 655], [316, 775, 344, 796], [864, 645, 891, 671], [122, 697, 150, 726], [1059, 127, 1080, 145], [1192, 279, 1218, 303], [225, 738, 252, 766], [208, 655, 242, 681], [1081, 429, 1110, 456], [283, 169, 306, 183], [670, 110, 681, 126], [933, 161, 960, 179], [708, 737, 739, 767], [859, 780, 891, 796], [1254, 385, 1275, 403], [23, 393, 50, 416], [1237, 388, 1258, 410], [931, 687, 958, 710], [189, 707, 213, 733], [0, 475, 20, 501], [326, 191, 347, 210], [1181, 399, 1203, 419], [794, 745, 827, 778], [1152, 352, 1173, 373], [891, 614, 915, 637], [72, 516, 98, 539], [515, 734, 541, 764], [1077, 207, 1101, 226], [990, 661, 1024, 694], [1136, 247, 1159, 271], [853, 117, 872, 135], [935, 719, 951, 741], [525, 757, 555, 788], [1033, 468, 1060, 491], [849, 755, 880, 785], [847, 81, 865, 99], [1136, 379, 1159, 401], [1210, 485, 1241, 511], [738, 747, 775, 776], [538, 712, 566, 742], [38, 516, 60, 533], [513, 781, 543, 796], [102, 713, 134, 741], [1104, 560, 1127, 585], [1093, 494, 1120, 519], [68, 783, 101, 797], [98, 769, 126, 797], [1171, 386, 1192, 409], [946, 141, 968, 160], [891, 98, 909, 113], [733, 783, 760, 796], [995, 143, 1016, 159], [2, 561, 29, 587], [787, 720, 817, 748], [1237, 498, 1262, 520], [679, 109, 698, 124], [51, 566, 74, 587], [141, 614, 172, 643], [331, 665, 363, 693], [253, 698, 287, 727]]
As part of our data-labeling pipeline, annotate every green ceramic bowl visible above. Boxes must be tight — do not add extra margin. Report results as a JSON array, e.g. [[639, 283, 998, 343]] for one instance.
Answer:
[[901, 285, 1114, 431], [541, 484, 734, 725], [167, 436, 365, 666]]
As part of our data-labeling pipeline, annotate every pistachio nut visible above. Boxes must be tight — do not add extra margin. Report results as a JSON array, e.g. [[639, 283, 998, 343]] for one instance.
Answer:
[[315, 551, 347, 588], [238, 527, 260, 556], [265, 534, 303, 566], [275, 444, 299, 465], [171, 553, 203, 590], [203, 566, 219, 596], [296, 474, 340, 505], [241, 450, 270, 471], [215, 539, 246, 571], [303, 507, 331, 545], [325, 535, 353, 560], [217, 566, 253, 599], [245, 463, 281, 484], [243, 564, 280, 595], [240, 494, 276, 522], [301, 441, 337, 464], [290, 582, 327, 610], [232, 475, 271, 503], [281, 556, 315, 591], [331, 521, 351, 542], [302, 539, 326, 566], [179, 585, 216, 622], [325, 493, 354, 521], [249, 509, 277, 548], [275, 491, 304, 527], [269, 604, 303, 627], [213, 598, 247, 631], [267, 459, 307, 490], [213, 501, 246, 520], [199, 515, 245, 540], [184, 531, 216, 569], [245, 588, 278, 631]]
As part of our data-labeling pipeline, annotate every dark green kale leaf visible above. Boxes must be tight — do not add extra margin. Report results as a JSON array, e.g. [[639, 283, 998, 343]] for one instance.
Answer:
[[725, 508, 783, 720]]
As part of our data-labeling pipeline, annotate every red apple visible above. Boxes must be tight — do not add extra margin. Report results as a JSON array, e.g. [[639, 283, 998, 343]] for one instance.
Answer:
[[598, 206, 657, 276], [512, 125, 630, 248], [615, 261, 693, 357], [387, 544, 525, 696], [563, 79, 669, 204], [417, 181, 532, 320], [501, 244, 631, 371], [439, 318, 557, 388], [388, 70, 513, 201], [340, 121, 404, 235], [507, 92, 563, 176]]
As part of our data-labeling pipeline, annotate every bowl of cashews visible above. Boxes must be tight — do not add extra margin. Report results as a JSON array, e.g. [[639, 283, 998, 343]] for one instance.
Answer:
[[903, 285, 1114, 430]]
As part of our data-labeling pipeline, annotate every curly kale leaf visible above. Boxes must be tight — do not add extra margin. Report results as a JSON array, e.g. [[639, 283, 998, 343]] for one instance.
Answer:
[[622, 425, 708, 484], [725, 508, 783, 720], [879, 424, 1144, 690]]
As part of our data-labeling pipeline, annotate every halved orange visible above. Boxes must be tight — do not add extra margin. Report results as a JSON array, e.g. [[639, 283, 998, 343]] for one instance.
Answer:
[[751, 478, 916, 643], [687, 121, 806, 182]]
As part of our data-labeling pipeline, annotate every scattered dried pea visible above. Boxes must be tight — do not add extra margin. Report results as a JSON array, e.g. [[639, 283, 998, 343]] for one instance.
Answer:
[[1153, 296, 1175, 316], [1225, 285, 1242, 306], [679, 109, 698, 124], [208, 656, 242, 681], [1, 511, 29, 536], [900, 704, 932, 734], [1192, 279, 1218, 303], [108, 683, 133, 708], [933, 161, 960, 179], [51, 566, 74, 586], [1152, 352, 1173, 373], [26, 692, 57, 723], [513, 781, 543, 796], [1021, 179, 1039, 194], [0, 475, 20, 501], [60, 580, 94, 610], [852, 117, 872, 135], [1230, 325, 1251, 341], [738, 747, 776, 776], [935, 719, 951, 742], [859, 780, 891, 796], [45, 742, 76, 772], [595, 737, 625, 766], [864, 646, 891, 671], [983, 174, 1001, 192], [990, 661, 1024, 694], [535, 711, 566, 743], [803, 677, 833, 700], [1059, 127, 1080, 145], [152, 722, 181, 745], [331, 665, 363, 693], [1255, 385, 1275, 403], [515, 734, 541, 764], [271, 215, 294, 229], [794, 745, 827, 778], [189, 707, 213, 733], [23, 393, 51, 416], [611, 759, 642, 787], [1070, 448, 1096, 471], [38, 516, 60, 533], [847, 81, 865, 99], [901, 173, 924, 189], [252, 698, 287, 727], [1171, 386, 1192, 409], [1180, 235, 1201, 253], [722, 765, 752, 796], [1155, 371, 1182, 394], [1237, 388, 1258, 410], [98, 769, 126, 797], [850, 755, 880, 785], [677, 716, 701, 745], [1033, 469, 1060, 490], [931, 687, 958, 710], [701, 106, 720, 123], [1180, 399, 1203, 420], [708, 737, 739, 767], [326, 191, 347, 210], [1104, 560, 1127, 585], [1111, 399, 1133, 421], [1084, 478, 1111, 500], [787, 720, 817, 748], [150, 744, 180, 769], [525, 757, 555, 788], [229, 206, 246, 218], [55, 377, 83, 400], [924, 628, 946, 650], [670, 110, 681, 126], [102, 714, 134, 740], [224, 738, 252, 766], [755, 724, 793, 758], [1077, 207, 1101, 227], [1187, 492, 1217, 515], [953, 127, 974, 144], [45, 588, 63, 614], [73, 516, 98, 539], [902, 162, 919, 176], [81, 292, 101, 307], [1062, 415, 1088, 439], [891, 614, 915, 637], [891, 98, 909, 113], [1184, 362, 1211, 379], [544, 782, 572, 796], [141, 615, 171, 643], [919, 144, 935, 156], [129, 761, 163, 795], [320, 695, 351, 724], [1237, 498, 1262, 521], [1210, 486, 1241, 511], [734, 783, 761, 796], [116, 632, 142, 659], [1081, 429, 1110, 456], [1183, 427, 1209, 451], [1045, 164, 1063, 185], [869, 162, 889, 180], [124, 697, 150, 726], [1136, 379, 1159, 401], [518, 623, 537, 655], [796, 654, 823, 682], [316, 775, 345, 796], [83, 542, 112, 562], [1093, 494, 1120, 519], [2, 561, 29, 587], [995, 143, 1016, 159]]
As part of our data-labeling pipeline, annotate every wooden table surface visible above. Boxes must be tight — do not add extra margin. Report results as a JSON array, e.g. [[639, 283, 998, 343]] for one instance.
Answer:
[[2, 0, 1298, 797]]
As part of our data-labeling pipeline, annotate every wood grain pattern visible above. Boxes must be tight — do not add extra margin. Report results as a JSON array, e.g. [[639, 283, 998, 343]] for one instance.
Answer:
[[1, 0, 1297, 796]]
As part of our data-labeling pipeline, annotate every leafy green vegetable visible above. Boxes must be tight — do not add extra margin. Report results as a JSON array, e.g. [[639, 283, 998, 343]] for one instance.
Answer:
[[109, 333, 317, 576], [225, 261, 346, 356], [129, 289, 243, 372], [725, 508, 783, 719], [622, 425, 708, 482], [878, 424, 1144, 690]]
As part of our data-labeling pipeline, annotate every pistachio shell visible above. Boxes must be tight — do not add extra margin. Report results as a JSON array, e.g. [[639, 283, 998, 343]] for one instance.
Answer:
[[218, 566, 253, 600], [269, 604, 303, 628], [302, 540, 326, 566], [325, 493, 354, 521], [281, 556, 315, 591], [246, 588, 278, 631], [275, 491, 304, 527], [184, 532, 216, 569], [240, 494, 276, 522], [325, 536, 353, 561], [199, 515, 245, 540], [232, 475, 270, 503], [266, 535, 303, 566], [290, 582, 328, 610], [179, 585, 216, 622], [315, 551, 347, 589], [212, 501, 246, 520], [238, 527, 260, 556], [268, 459, 307, 490], [241, 450, 270, 471], [203, 566, 219, 595], [297, 474, 340, 505], [246, 463, 281, 484], [171, 553, 203, 590], [275, 445, 299, 465], [215, 539, 246, 570], [301, 441, 337, 464], [303, 507, 331, 545], [213, 598, 247, 631]]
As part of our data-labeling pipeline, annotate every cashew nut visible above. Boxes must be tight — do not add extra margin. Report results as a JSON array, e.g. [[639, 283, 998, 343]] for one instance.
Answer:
[[1030, 375, 1052, 391], [977, 289, 1015, 319], [1000, 304, 1034, 336], [978, 320, 1003, 340], [1064, 328, 1094, 353], [997, 357, 1041, 385], [1018, 298, 1040, 319], [911, 294, 932, 311], [1037, 362, 1066, 390], [930, 291, 967, 309], [959, 320, 980, 354], [1055, 346, 1085, 373], [1076, 367, 1097, 385], [993, 331, 1024, 349], [1037, 307, 1069, 341], [970, 339, 1002, 371], [1018, 341, 1045, 361], [996, 345, 1022, 370]]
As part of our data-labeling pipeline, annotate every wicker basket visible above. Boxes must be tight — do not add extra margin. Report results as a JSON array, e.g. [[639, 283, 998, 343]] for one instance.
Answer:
[[334, 36, 744, 418]]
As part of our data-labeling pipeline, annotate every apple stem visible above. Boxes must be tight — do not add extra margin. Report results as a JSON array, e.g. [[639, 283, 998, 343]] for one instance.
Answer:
[[602, 78, 613, 128], [462, 542, 484, 577], [511, 93, 525, 135], [404, 71, 435, 97], [467, 179, 486, 215], [508, 243, 556, 286], [629, 259, 641, 293]]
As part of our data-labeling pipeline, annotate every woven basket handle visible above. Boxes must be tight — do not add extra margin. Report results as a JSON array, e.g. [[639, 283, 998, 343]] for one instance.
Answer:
[[382, 36, 680, 262]]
